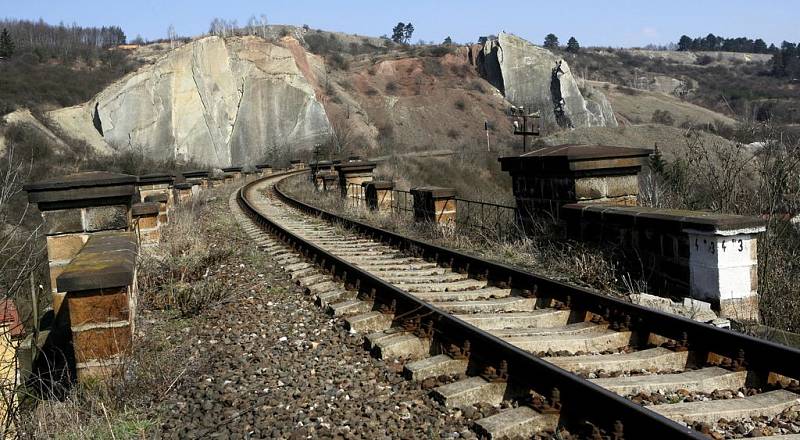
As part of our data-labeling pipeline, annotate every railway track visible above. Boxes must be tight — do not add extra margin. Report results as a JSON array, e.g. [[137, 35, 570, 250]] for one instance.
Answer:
[[232, 172, 800, 439]]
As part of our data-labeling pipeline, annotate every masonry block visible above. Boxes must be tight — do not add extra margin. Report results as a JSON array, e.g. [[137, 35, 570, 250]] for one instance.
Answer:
[[83, 205, 128, 232], [46, 234, 88, 263], [500, 145, 651, 222], [411, 187, 457, 225], [67, 287, 130, 327], [42, 209, 83, 235], [364, 181, 394, 212], [335, 161, 377, 198], [72, 325, 132, 363]]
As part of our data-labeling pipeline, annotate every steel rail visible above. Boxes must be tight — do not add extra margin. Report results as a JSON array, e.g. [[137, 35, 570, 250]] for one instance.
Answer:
[[237, 174, 702, 439], [270, 173, 800, 382]]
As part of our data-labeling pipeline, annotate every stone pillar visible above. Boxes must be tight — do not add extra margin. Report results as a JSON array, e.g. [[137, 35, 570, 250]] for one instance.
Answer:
[[181, 170, 210, 189], [223, 173, 234, 185], [335, 161, 377, 199], [24, 171, 137, 315], [56, 232, 137, 381], [255, 164, 273, 178], [221, 166, 243, 180], [143, 193, 169, 226], [411, 187, 456, 225], [136, 173, 174, 223], [363, 181, 394, 212], [321, 173, 338, 192], [684, 221, 765, 321], [290, 160, 305, 170], [499, 145, 652, 222], [131, 202, 161, 246], [173, 183, 193, 205]]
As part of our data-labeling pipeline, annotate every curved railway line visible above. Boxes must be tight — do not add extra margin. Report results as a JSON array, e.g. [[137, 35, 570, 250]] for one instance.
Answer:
[[232, 171, 800, 439]]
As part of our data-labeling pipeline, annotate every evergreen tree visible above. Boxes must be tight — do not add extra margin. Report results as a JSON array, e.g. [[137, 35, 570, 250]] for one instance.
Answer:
[[543, 33, 559, 49], [391, 22, 405, 43], [566, 36, 580, 53], [403, 23, 414, 44], [0, 28, 14, 58], [753, 38, 768, 53], [443, 36, 453, 46], [677, 35, 693, 51]]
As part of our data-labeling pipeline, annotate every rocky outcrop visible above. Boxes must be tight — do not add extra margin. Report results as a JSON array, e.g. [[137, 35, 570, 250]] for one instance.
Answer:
[[49, 36, 332, 166], [476, 32, 617, 130]]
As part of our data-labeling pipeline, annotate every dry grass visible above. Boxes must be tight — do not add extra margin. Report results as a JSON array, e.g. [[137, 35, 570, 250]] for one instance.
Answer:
[[281, 175, 630, 295], [18, 182, 253, 439]]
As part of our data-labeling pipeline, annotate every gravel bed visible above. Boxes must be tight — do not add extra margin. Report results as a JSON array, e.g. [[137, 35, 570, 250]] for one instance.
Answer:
[[154, 224, 473, 438]]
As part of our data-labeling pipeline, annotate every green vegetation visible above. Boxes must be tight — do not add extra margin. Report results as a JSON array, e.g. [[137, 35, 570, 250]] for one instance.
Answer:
[[677, 33, 773, 53], [0, 19, 137, 116], [543, 33, 559, 49], [566, 36, 580, 53]]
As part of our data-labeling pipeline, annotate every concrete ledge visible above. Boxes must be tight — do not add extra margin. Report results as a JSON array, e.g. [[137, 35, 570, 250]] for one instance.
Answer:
[[561, 204, 766, 235], [499, 145, 652, 177], [56, 233, 137, 292]]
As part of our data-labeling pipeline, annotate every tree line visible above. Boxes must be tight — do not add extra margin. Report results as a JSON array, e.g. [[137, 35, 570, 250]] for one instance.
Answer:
[[0, 18, 126, 61], [677, 33, 773, 53]]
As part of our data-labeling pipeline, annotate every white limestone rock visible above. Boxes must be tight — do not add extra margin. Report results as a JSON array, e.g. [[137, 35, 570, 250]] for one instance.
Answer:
[[49, 36, 332, 166]]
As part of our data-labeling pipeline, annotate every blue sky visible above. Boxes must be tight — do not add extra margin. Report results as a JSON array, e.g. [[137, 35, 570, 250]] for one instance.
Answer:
[[4, 0, 798, 47]]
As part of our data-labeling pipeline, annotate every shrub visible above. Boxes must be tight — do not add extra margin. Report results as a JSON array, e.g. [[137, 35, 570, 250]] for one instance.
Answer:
[[454, 99, 466, 111], [385, 81, 398, 94], [651, 109, 675, 125], [327, 53, 349, 70], [469, 80, 486, 93], [446, 128, 460, 139]]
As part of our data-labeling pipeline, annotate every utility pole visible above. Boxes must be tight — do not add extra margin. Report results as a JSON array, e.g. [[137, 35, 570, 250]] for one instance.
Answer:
[[484, 120, 490, 152], [509, 105, 541, 153]]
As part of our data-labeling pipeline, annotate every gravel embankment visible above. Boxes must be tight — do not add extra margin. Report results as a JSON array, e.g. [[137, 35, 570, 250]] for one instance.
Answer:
[[153, 203, 474, 439]]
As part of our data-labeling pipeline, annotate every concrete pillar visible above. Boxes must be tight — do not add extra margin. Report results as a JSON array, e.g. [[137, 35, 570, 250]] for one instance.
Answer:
[[131, 202, 161, 246], [499, 145, 652, 222], [181, 170, 210, 189], [223, 173, 234, 185], [290, 160, 305, 170], [684, 221, 765, 321], [143, 193, 169, 225], [24, 171, 137, 316], [363, 181, 394, 212], [335, 161, 377, 199], [411, 187, 456, 226], [56, 232, 137, 381]]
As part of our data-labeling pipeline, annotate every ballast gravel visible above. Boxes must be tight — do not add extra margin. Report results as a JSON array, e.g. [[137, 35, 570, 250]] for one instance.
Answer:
[[154, 247, 474, 439]]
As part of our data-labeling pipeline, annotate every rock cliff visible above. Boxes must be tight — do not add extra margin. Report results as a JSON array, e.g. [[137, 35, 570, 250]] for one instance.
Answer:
[[49, 36, 332, 166], [476, 32, 617, 130]]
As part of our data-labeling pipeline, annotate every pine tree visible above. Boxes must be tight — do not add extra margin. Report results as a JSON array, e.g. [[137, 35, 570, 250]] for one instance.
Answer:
[[0, 28, 14, 58], [391, 22, 405, 43], [543, 33, 559, 49], [443, 36, 453, 46], [403, 23, 414, 44], [566, 37, 580, 53]]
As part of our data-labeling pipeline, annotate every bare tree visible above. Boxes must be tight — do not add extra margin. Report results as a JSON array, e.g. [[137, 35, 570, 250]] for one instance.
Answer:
[[167, 24, 176, 49]]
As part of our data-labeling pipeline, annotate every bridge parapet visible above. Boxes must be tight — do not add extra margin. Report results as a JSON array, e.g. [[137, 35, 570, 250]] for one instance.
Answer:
[[563, 204, 765, 321], [24, 171, 137, 315], [499, 145, 651, 222], [56, 232, 137, 382]]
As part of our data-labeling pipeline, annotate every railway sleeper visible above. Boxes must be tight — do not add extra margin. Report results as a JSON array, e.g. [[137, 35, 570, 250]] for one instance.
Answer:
[[546, 347, 691, 375], [454, 310, 574, 330], [345, 310, 394, 333], [403, 279, 487, 293], [472, 406, 560, 440], [328, 299, 372, 317], [591, 366, 748, 395], [506, 329, 634, 355], [414, 287, 513, 303], [652, 389, 800, 425], [432, 376, 509, 409], [436, 297, 536, 314], [315, 289, 355, 308], [404, 354, 469, 381]]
